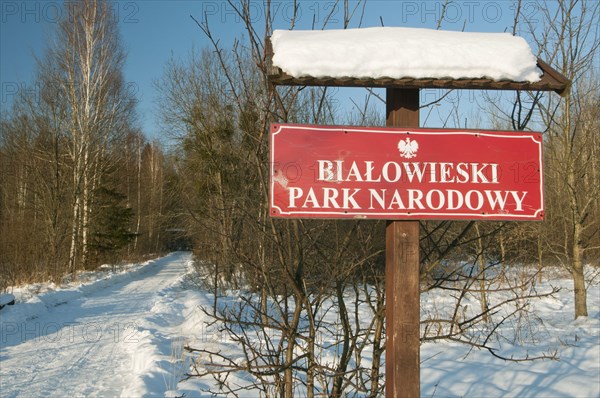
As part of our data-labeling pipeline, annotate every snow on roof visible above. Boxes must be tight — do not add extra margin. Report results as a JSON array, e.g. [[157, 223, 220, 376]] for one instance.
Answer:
[[271, 27, 542, 83]]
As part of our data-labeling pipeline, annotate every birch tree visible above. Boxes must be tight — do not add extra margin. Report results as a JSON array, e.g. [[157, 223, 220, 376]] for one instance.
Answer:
[[41, 0, 135, 272]]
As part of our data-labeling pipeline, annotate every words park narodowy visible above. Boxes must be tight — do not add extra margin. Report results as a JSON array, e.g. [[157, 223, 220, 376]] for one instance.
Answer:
[[266, 27, 569, 397]]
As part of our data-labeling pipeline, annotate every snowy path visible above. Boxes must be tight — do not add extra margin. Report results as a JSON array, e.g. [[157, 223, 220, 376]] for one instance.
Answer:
[[0, 252, 201, 398]]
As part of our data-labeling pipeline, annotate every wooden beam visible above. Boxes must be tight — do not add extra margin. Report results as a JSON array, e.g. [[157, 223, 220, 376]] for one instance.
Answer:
[[536, 58, 570, 96], [385, 88, 420, 398], [267, 72, 568, 94]]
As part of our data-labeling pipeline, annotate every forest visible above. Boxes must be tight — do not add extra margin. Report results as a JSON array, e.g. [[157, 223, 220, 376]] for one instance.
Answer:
[[0, 1, 598, 396]]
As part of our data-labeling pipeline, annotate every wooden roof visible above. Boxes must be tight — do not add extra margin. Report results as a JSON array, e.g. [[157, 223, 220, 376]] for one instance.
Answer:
[[266, 37, 569, 96]]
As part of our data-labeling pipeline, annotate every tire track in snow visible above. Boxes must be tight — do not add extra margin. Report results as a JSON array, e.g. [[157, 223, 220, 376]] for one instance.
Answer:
[[0, 252, 192, 397]]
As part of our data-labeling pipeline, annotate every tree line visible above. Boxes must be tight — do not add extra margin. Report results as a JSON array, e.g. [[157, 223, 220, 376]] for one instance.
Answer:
[[0, 0, 179, 289]]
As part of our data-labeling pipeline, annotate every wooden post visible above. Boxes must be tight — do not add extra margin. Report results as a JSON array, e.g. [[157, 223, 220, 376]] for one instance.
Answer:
[[385, 88, 420, 398]]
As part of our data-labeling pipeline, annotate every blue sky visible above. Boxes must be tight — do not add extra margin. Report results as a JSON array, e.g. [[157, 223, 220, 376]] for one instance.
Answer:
[[1, 1, 527, 141]]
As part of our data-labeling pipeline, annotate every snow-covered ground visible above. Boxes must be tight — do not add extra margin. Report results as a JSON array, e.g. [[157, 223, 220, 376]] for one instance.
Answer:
[[1, 253, 598, 397], [0, 252, 209, 397], [177, 266, 600, 398]]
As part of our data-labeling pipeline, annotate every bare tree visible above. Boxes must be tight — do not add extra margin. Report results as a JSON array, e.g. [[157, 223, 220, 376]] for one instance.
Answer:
[[527, 0, 600, 318], [40, 0, 136, 272]]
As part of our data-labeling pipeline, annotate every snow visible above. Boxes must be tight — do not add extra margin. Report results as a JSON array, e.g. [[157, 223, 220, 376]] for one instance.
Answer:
[[176, 266, 600, 397], [271, 27, 542, 82], [1, 254, 598, 397], [417, 268, 600, 398], [0, 294, 15, 307], [0, 252, 207, 398]]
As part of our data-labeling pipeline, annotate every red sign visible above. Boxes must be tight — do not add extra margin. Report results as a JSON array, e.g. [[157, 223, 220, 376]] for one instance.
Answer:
[[270, 124, 544, 220]]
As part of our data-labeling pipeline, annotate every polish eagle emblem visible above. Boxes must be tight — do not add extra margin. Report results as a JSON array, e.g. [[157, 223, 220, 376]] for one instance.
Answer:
[[398, 137, 419, 159]]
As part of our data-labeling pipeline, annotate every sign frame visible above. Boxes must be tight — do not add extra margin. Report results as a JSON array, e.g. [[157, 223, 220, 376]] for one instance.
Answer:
[[270, 123, 544, 221]]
